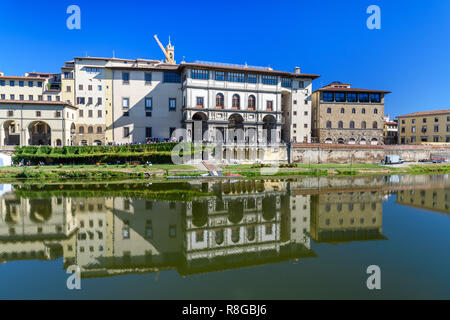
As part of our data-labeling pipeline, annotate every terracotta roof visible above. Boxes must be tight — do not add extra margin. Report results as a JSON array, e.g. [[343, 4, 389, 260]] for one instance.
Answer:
[[178, 63, 320, 79], [397, 109, 450, 118], [314, 87, 391, 94], [0, 76, 47, 80], [0, 100, 76, 109]]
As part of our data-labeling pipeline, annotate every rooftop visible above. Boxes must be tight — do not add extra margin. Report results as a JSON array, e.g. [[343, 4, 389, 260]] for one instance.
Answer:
[[397, 109, 450, 118], [314, 82, 391, 94]]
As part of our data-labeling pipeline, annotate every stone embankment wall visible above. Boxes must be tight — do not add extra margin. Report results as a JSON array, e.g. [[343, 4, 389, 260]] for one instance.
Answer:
[[291, 144, 450, 164]]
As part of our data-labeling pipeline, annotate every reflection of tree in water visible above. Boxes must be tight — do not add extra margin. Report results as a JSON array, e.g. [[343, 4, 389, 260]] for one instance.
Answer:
[[29, 199, 52, 223], [262, 196, 276, 221], [192, 201, 208, 227], [228, 199, 244, 223]]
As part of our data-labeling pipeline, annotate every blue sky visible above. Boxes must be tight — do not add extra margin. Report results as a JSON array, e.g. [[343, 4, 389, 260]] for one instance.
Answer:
[[0, 0, 449, 117]]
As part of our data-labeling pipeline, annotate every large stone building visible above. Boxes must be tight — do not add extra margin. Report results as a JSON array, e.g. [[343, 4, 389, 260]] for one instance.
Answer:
[[0, 39, 319, 148], [311, 82, 390, 145], [397, 109, 450, 144], [383, 115, 398, 145]]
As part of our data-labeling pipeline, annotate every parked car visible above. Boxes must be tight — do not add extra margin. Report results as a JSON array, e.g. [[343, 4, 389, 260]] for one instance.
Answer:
[[382, 155, 404, 165]]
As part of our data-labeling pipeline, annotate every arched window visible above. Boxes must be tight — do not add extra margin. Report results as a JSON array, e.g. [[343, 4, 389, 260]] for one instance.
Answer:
[[374, 108, 378, 114], [97, 126, 102, 134], [216, 93, 224, 108], [341, 108, 345, 114], [88, 126, 93, 134], [362, 108, 366, 114], [326, 121, 332, 129], [352, 108, 356, 114], [373, 121, 378, 129], [56, 139, 62, 147], [361, 121, 367, 129], [232, 94, 240, 109], [327, 108, 331, 114], [78, 126, 84, 134], [350, 121, 355, 129], [338, 121, 343, 129], [248, 95, 256, 110]]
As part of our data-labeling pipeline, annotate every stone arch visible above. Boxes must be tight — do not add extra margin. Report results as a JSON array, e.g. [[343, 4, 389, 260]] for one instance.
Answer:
[[192, 112, 208, 142], [337, 138, 345, 144], [3, 120, 20, 146], [28, 121, 51, 146], [228, 114, 244, 144], [263, 115, 277, 144]]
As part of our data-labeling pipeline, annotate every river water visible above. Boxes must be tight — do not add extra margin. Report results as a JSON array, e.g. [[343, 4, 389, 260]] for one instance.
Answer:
[[0, 174, 449, 299]]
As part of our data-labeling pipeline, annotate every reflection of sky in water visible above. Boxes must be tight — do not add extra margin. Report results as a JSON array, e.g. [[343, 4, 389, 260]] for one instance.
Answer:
[[0, 176, 449, 299]]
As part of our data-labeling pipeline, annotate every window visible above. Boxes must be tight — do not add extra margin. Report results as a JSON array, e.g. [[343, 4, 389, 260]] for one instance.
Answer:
[[340, 108, 345, 114], [146, 127, 152, 138], [422, 126, 427, 133], [97, 97, 102, 105], [19, 81, 24, 87], [227, 72, 245, 82], [362, 108, 366, 114], [98, 110, 102, 118], [145, 97, 152, 109], [281, 78, 292, 88], [412, 119, 416, 124], [122, 98, 129, 109], [7, 111, 13, 117], [66, 86, 71, 92], [350, 121, 355, 129], [335, 93, 346, 102], [123, 111, 129, 117], [323, 92, 334, 102], [55, 111, 61, 118], [79, 110, 84, 117], [0, 80, 5, 86], [88, 110, 93, 118], [123, 127, 130, 138], [421, 136, 428, 142], [87, 97, 92, 105], [196, 96, 204, 107], [216, 93, 224, 108], [266, 100, 273, 111], [361, 121, 367, 129], [304, 111, 308, 116], [10, 94, 15, 100], [374, 108, 378, 114], [191, 69, 209, 80], [88, 85, 92, 91], [338, 121, 344, 129], [370, 93, 381, 103], [77, 97, 85, 105], [434, 125, 439, 132], [122, 72, 130, 83], [248, 95, 256, 110], [19, 95, 24, 100], [434, 136, 439, 142], [262, 75, 277, 85], [29, 95, 33, 101], [88, 126, 93, 134], [79, 84, 83, 90], [215, 71, 225, 81], [435, 117, 439, 123], [169, 98, 176, 111], [36, 111, 41, 117], [145, 73, 152, 83], [163, 72, 181, 83], [9, 80, 15, 86], [47, 95, 52, 101], [97, 126, 102, 133], [327, 108, 331, 114], [232, 94, 240, 109], [146, 111, 152, 117], [247, 74, 257, 83], [352, 108, 356, 114], [326, 121, 332, 129], [373, 121, 378, 129], [423, 118, 427, 123], [412, 126, 416, 133], [411, 136, 416, 143], [358, 93, 369, 102], [347, 93, 357, 102], [37, 81, 42, 87]]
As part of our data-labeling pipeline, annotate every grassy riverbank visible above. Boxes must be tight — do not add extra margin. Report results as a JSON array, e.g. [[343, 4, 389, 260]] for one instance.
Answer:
[[1, 162, 450, 183]]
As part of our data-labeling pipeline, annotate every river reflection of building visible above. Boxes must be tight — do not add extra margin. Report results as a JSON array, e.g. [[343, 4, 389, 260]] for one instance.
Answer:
[[0, 188, 78, 263], [396, 188, 450, 215], [0, 180, 398, 277], [310, 191, 386, 243]]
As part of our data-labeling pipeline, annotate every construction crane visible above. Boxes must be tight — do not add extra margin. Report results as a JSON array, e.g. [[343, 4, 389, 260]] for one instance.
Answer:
[[154, 34, 175, 64]]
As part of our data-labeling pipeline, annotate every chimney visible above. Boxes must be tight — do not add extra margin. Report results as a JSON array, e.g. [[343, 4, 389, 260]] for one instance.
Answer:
[[294, 67, 301, 74]]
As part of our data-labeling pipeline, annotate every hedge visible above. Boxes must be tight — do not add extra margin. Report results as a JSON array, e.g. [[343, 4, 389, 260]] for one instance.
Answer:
[[12, 152, 174, 165]]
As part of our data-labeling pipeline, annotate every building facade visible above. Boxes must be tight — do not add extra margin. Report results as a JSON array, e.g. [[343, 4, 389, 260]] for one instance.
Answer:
[[311, 82, 390, 145], [0, 39, 319, 148], [383, 115, 398, 145], [397, 109, 450, 144]]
